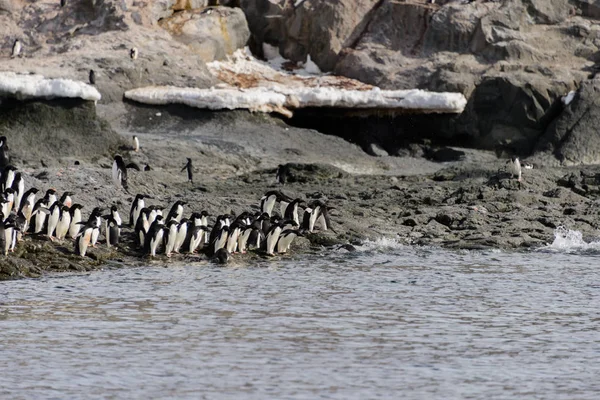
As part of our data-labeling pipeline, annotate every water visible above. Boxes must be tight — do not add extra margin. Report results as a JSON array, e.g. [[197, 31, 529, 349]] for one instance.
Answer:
[[2, 234, 600, 399]]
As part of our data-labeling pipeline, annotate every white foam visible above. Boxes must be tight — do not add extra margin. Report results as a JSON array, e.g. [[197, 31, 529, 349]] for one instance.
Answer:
[[0, 72, 101, 101], [357, 237, 408, 252], [543, 226, 600, 252]]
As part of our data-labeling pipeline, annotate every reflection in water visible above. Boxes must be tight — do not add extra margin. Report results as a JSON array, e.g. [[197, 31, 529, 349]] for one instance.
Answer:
[[2, 246, 600, 399]]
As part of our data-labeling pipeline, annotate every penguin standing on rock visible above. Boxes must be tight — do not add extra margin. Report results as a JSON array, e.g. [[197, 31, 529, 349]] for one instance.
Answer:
[[75, 219, 98, 257], [105, 215, 120, 248], [55, 205, 71, 241], [508, 157, 522, 182], [11, 39, 21, 58], [144, 215, 165, 257], [112, 155, 141, 191], [11, 172, 24, 211], [181, 158, 193, 183], [68, 204, 84, 239], [166, 200, 186, 223], [130, 47, 138, 60], [129, 194, 146, 226]]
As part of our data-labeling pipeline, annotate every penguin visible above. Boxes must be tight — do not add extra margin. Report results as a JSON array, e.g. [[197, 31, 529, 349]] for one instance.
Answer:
[[173, 218, 189, 253], [130, 47, 138, 60], [265, 223, 283, 256], [74, 219, 98, 257], [1, 165, 17, 192], [166, 200, 186, 223], [210, 225, 229, 256], [55, 205, 71, 240], [209, 214, 231, 244], [147, 205, 163, 226], [508, 157, 522, 182], [88, 207, 103, 247], [129, 194, 146, 226], [46, 201, 61, 241], [132, 135, 140, 152], [283, 198, 304, 225], [134, 207, 151, 248], [303, 201, 332, 232], [30, 197, 50, 234], [183, 225, 209, 254], [61, 0, 66, 7], [181, 158, 193, 183], [105, 215, 120, 248], [59, 191, 73, 208], [19, 187, 38, 214], [112, 155, 141, 190], [260, 190, 293, 217], [164, 220, 179, 257], [10, 172, 24, 212], [237, 225, 255, 254], [1, 188, 15, 219], [247, 222, 265, 250], [89, 69, 96, 85], [225, 220, 245, 254], [214, 248, 230, 265], [68, 204, 84, 239], [276, 229, 303, 254], [0, 219, 15, 256], [281, 219, 299, 232], [0, 136, 8, 169], [144, 215, 165, 257], [46, 189, 57, 207], [7, 212, 25, 248], [275, 164, 288, 185], [11, 39, 21, 58]]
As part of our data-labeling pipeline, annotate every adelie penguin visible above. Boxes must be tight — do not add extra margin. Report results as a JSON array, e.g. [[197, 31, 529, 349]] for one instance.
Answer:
[[11, 39, 21, 58], [166, 200, 186, 223], [133, 135, 140, 152], [508, 157, 522, 183], [164, 220, 179, 257], [89, 69, 96, 85], [55, 205, 71, 241], [129, 194, 146, 226], [75, 219, 98, 257], [68, 204, 84, 239], [1, 165, 17, 192], [112, 155, 141, 191], [11, 172, 24, 212], [181, 158, 193, 183], [105, 215, 120, 248], [130, 47, 138, 60], [0, 218, 16, 256], [144, 215, 165, 257], [0, 136, 9, 169]]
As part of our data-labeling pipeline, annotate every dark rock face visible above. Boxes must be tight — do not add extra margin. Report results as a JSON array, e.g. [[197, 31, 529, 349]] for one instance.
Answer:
[[240, 0, 597, 160], [534, 80, 600, 165], [0, 98, 125, 166]]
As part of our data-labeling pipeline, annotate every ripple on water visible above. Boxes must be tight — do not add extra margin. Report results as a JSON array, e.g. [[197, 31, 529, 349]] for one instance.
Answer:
[[2, 246, 600, 399]]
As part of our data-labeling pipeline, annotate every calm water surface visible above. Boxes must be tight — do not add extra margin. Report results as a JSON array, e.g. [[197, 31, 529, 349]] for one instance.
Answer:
[[2, 239, 600, 399]]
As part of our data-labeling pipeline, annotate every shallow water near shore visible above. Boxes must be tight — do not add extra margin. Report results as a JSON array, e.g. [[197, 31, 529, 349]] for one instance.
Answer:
[[2, 236, 600, 399]]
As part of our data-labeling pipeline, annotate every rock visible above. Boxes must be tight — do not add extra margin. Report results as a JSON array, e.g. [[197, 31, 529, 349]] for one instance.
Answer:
[[424, 147, 465, 162], [366, 143, 389, 157], [159, 6, 250, 62], [534, 80, 600, 165]]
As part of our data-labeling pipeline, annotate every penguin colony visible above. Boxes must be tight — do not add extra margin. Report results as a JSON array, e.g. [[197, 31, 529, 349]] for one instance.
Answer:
[[0, 137, 333, 263]]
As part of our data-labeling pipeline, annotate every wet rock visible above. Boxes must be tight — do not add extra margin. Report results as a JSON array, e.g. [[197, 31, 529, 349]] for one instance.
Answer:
[[424, 147, 466, 162], [366, 143, 389, 157], [402, 218, 417, 227], [273, 163, 348, 184]]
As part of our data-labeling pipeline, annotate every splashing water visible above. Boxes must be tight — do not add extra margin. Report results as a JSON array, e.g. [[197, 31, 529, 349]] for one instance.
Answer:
[[543, 226, 600, 252]]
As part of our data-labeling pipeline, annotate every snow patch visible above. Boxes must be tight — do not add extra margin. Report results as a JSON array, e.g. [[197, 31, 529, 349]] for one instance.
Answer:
[[561, 90, 576, 106], [0, 72, 100, 101], [125, 48, 467, 116]]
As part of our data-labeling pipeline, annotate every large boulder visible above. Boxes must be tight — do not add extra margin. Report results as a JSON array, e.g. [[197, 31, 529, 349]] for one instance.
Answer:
[[159, 6, 250, 62], [534, 80, 600, 165]]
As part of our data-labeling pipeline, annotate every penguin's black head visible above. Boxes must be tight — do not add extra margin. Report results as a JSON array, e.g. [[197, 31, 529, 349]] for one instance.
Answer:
[[0, 136, 6, 147], [187, 157, 192, 162], [4, 188, 15, 194], [135, 194, 145, 200], [111, 205, 118, 212], [200, 210, 209, 217], [47, 189, 56, 195], [91, 207, 104, 216], [4, 165, 17, 172], [61, 205, 70, 212], [155, 215, 163, 222], [179, 218, 190, 224], [167, 220, 178, 227], [29, 188, 39, 194], [215, 248, 229, 264], [71, 203, 83, 210], [114, 155, 123, 163]]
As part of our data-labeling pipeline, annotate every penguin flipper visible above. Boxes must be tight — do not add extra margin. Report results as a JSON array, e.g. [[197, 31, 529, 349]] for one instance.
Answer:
[[125, 163, 141, 171]]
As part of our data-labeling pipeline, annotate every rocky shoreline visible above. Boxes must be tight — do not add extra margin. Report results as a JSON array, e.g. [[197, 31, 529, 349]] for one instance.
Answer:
[[1, 99, 599, 280]]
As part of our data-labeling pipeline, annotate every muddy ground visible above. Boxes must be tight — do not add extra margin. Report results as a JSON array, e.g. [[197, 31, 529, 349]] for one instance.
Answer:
[[1, 100, 599, 280]]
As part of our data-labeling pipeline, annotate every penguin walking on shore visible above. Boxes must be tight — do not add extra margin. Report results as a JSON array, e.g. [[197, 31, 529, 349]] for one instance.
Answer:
[[75, 219, 98, 257], [1, 165, 17, 192], [209, 225, 229, 256], [0, 137, 8, 169], [181, 158, 193, 183], [173, 218, 189, 253], [11, 172, 24, 212], [0, 219, 16, 256], [89, 69, 96, 85], [133, 135, 140, 152], [260, 190, 292, 217], [284, 198, 304, 225], [508, 157, 522, 182], [265, 223, 283, 256], [166, 200, 186, 223], [46, 202, 61, 241], [55, 205, 71, 241], [88, 207, 103, 247], [164, 220, 179, 257], [68, 204, 84, 239], [19, 188, 38, 233], [276, 229, 303, 254], [113, 155, 141, 191], [144, 215, 165, 257], [302, 200, 332, 232], [105, 215, 120, 248], [130, 47, 138, 60], [11, 39, 21, 58], [183, 225, 208, 254], [214, 248, 230, 264], [59, 191, 73, 208], [129, 194, 146, 226], [1, 188, 15, 219], [134, 207, 151, 248]]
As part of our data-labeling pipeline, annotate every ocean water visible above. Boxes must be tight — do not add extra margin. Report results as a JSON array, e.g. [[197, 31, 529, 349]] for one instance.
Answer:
[[2, 230, 600, 399]]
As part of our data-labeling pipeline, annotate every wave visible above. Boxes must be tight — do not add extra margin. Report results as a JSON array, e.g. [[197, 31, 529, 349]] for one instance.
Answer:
[[541, 226, 600, 252]]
